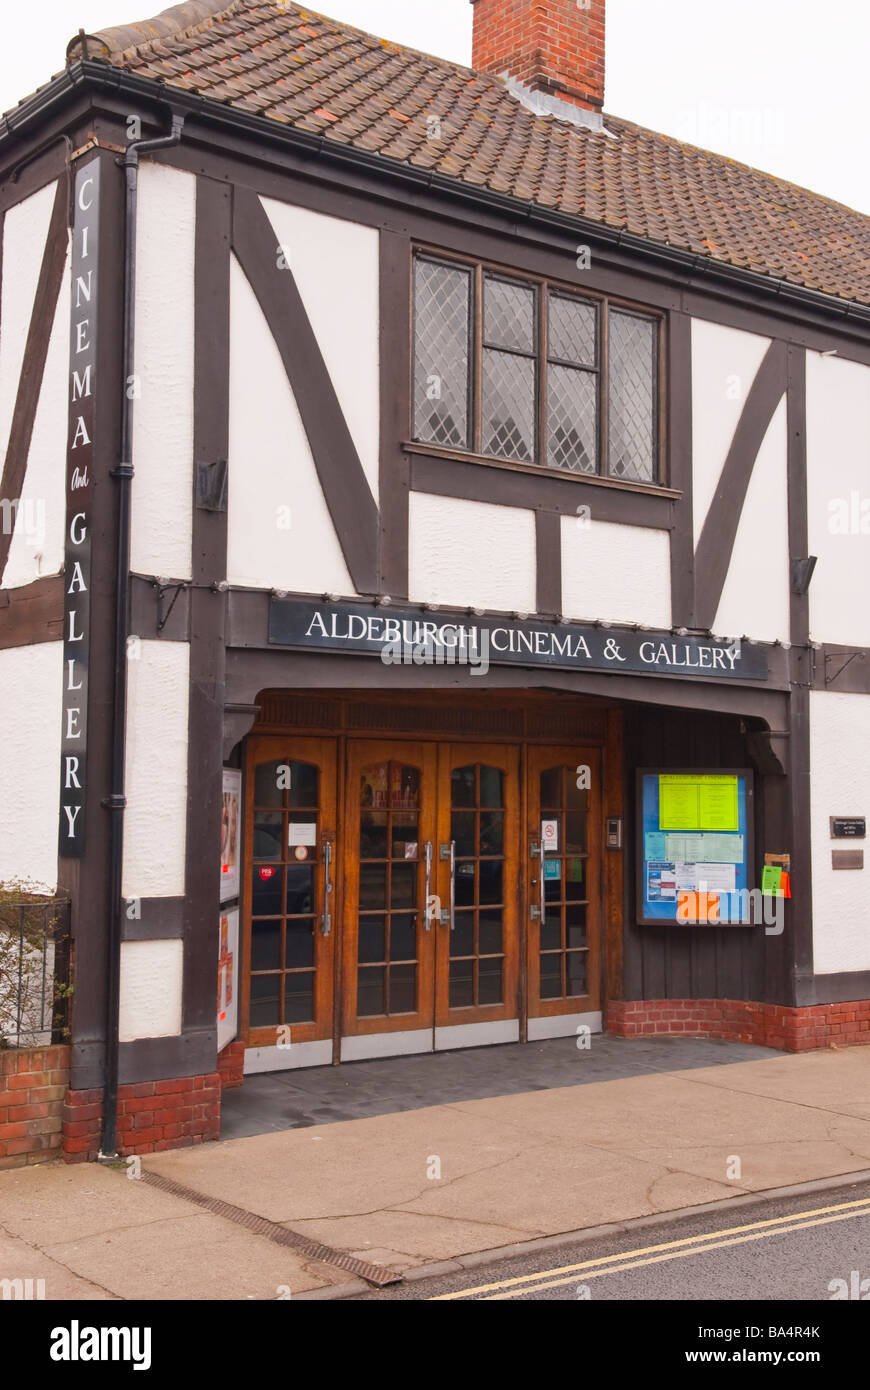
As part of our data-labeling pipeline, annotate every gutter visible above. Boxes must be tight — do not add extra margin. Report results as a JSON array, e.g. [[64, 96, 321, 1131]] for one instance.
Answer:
[[100, 110, 185, 1159], [2, 60, 870, 336]]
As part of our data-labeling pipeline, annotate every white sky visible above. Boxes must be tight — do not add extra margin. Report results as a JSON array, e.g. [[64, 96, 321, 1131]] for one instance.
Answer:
[[2, 0, 868, 215]]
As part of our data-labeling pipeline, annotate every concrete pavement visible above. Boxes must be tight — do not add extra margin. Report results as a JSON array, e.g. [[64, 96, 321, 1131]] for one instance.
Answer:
[[1, 1043, 869, 1299]]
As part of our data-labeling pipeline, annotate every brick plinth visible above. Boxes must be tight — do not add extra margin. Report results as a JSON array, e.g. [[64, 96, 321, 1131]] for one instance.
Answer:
[[62, 1072, 221, 1162], [217, 1039, 245, 1089], [607, 999, 870, 1051], [0, 1045, 69, 1169]]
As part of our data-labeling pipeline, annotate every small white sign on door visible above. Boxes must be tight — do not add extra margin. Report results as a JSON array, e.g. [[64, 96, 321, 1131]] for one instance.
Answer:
[[541, 819, 559, 851], [289, 822, 318, 847]]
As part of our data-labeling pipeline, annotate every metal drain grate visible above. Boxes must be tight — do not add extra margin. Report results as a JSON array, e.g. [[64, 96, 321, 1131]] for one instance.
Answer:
[[138, 1168, 402, 1288]]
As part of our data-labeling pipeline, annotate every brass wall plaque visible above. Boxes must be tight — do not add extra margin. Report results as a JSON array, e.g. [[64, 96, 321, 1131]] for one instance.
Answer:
[[832, 850, 864, 870]]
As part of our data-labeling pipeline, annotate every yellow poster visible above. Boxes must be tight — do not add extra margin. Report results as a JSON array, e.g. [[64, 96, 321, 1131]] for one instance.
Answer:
[[659, 775, 739, 832], [698, 777, 738, 830], [658, 777, 701, 830]]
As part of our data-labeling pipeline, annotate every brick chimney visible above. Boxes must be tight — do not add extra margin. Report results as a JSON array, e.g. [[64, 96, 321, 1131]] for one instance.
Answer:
[[471, 0, 606, 113]]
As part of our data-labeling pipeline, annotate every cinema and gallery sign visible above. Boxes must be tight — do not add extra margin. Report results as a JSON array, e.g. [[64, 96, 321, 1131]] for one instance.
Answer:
[[58, 159, 99, 857], [268, 598, 769, 681]]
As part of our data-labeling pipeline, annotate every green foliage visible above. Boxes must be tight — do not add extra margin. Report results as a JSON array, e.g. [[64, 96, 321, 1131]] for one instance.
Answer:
[[0, 880, 70, 1048]]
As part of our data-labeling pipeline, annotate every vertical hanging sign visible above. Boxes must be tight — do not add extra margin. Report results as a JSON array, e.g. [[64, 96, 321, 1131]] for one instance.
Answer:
[[59, 159, 100, 857]]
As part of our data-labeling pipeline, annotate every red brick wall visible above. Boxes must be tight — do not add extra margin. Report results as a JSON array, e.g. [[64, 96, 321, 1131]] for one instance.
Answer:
[[0, 1045, 69, 1170], [62, 1072, 221, 1163], [217, 1039, 245, 1089], [608, 999, 870, 1051], [471, 0, 606, 111]]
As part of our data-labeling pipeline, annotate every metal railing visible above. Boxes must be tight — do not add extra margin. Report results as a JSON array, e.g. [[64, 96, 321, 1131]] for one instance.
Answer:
[[0, 896, 71, 1048]]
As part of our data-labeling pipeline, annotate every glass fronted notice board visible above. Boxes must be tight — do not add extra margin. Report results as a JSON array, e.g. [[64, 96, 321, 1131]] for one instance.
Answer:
[[637, 769, 754, 926]]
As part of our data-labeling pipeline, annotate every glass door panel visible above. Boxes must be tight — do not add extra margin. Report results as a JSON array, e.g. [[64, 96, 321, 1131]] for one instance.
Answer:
[[527, 746, 601, 1017], [343, 742, 438, 1037], [243, 736, 337, 1047], [435, 745, 520, 1029]]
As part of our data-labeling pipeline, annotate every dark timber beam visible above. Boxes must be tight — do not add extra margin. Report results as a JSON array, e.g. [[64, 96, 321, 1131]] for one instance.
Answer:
[[0, 573, 63, 647], [667, 312, 694, 627], [693, 339, 788, 632], [182, 175, 232, 1043], [0, 179, 68, 583], [535, 510, 562, 614], [231, 185, 379, 594]]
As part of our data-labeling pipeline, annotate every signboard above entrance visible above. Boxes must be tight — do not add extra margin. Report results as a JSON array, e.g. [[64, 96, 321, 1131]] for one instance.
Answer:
[[268, 599, 769, 682]]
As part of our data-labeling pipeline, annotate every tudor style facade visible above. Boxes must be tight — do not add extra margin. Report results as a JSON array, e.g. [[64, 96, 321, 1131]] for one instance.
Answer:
[[1, 0, 869, 1158]]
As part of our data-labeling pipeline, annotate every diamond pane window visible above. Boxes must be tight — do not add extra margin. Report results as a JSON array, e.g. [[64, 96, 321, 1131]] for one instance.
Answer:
[[411, 252, 660, 481], [482, 349, 535, 462], [484, 277, 536, 354], [608, 310, 656, 482], [549, 294, 596, 366], [548, 364, 597, 473], [413, 259, 471, 449]]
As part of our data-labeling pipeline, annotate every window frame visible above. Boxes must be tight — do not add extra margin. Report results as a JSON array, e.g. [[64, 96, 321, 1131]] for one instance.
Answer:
[[410, 246, 669, 493]]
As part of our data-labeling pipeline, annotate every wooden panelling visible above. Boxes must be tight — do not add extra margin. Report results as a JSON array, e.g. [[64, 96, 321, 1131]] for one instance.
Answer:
[[251, 689, 609, 743]]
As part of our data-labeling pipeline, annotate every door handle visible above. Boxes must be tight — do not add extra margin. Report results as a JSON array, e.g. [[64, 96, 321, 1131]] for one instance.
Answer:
[[422, 840, 433, 931], [320, 839, 333, 936], [439, 841, 456, 928], [531, 841, 545, 926]]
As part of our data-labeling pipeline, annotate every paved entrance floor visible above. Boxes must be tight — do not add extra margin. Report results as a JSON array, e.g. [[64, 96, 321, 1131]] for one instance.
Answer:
[[220, 1035, 778, 1139]]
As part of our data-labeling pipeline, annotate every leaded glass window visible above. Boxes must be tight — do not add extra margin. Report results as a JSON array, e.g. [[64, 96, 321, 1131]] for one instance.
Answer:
[[607, 310, 657, 483], [547, 293, 597, 473], [482, 277, 537, 463], [411, 253, 661, 483], [413, 259, 471, 449]]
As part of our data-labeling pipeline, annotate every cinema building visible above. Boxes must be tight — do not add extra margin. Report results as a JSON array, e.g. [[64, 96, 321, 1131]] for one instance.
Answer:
[[1, 0, 869, 1161]]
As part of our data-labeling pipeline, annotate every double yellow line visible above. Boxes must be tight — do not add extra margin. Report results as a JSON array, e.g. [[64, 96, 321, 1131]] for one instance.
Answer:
[[430, 1194, 870, 1300]]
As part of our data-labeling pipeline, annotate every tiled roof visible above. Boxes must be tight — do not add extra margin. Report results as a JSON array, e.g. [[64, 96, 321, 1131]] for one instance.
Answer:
[[68, 0, 870, 307]]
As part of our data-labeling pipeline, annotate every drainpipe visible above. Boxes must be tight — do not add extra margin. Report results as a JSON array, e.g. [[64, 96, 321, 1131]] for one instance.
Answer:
[[101, 112, 185, 1159]]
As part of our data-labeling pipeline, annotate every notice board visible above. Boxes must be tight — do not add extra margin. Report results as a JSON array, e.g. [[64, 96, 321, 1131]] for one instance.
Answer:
[[637, 769, 754, 925]]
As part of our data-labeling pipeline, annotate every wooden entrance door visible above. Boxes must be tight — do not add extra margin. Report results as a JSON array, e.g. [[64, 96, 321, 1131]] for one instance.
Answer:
[[341, 740, 521, 1055], [341, 741, 439, 1053], [434, 744, 521, 1047], [526, 746, 602, 1032], [243, 736, 338, 1060]]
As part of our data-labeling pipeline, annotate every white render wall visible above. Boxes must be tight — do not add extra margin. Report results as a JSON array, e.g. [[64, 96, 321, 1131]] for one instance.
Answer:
[[561, 516, 671, 628], [806, 351, 870, 648], [130, 163, 195, 582], [119, 939, 183, 1041], [713, 398, 790, 644], [260, 195, 380, 505], [0, 181, 68, 588], [226, 253, 355, 595], [0, 643, 62, 890], [809, 690, 870, 975], [408, 493, 536, 612], [122, 640, 189, 899]]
